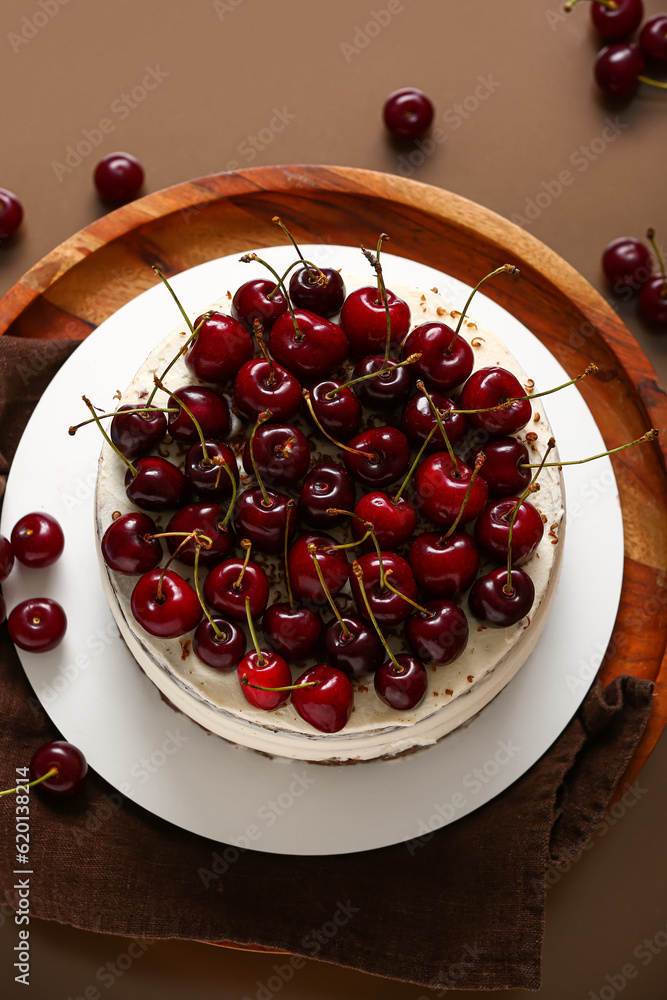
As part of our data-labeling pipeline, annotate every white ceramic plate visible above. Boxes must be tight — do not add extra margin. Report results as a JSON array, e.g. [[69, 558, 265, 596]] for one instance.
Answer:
[[0, 246, 624, 855]]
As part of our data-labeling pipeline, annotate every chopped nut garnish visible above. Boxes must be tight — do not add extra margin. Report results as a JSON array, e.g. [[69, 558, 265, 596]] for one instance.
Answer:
[[471, 336, 485, 348], [113, 389, 122, 400], [467, 675, 474, 683], [524, 379, 535, 393], [436, 306, 446, 316], [533, 412, 540, 422], [111, 510, 121, 521], [445, 688, 453, 696], [431, 287, 438, 294], [179, 639, 191, 661]]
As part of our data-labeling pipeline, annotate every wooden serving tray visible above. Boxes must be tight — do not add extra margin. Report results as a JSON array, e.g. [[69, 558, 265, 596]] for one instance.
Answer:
[[1, 164, 665, 788]]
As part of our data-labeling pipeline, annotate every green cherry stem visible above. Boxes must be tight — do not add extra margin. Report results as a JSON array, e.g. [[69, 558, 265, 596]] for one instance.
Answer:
[[302, 390, 376, 460], [82, 395, 137, 476], [68, 405, 177, 435], [636, 77, 667, 90], [254, 320, 276, 385], [503, 485, 539, 596], [322, 527, 375, 552], [240, 253, 303, 340], [248, 411, 274, 507], [325, 354, 421, 398], [217, 462, 238, 528], [451, 365, 598, 415], [153, 266, 194, 334], [362, 234, 392, 361], [146, 310, 213, 406], [646, 228, 667, 296], [193, 544, 224, 640], [383, 569, 434, 618], [233, 539, 253, 592], [520, 428, 659, 468], [157, 529, 208, 602], [501, 482, 540, 525], [308, 543, 351, 638], [352, 560, 401, 669], [416, 381, 459, 475], [154, 375, 210, 463], [272, 217, 328, 286], [564, 0, 618, 11], [528, 437, 556, 491], [0, 768, 58, 797], [393, 426, 437, 503], [284, 500, 296, 610], [240, 678, 319, 692], [443, 453, 486, 539], [449, 264, 519, 350], [245, 596, 267, 666]]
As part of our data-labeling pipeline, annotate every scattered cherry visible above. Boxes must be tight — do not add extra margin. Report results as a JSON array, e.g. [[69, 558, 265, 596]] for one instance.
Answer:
[[459, 366, 532, 436], [193, 616, 246, 671], [269, 308, 349, 383], [29, 741, 87, 795], [0, 534, 14, 582], [242, 422, 310, 487], [165, 503, 235, 567], [11, 512, 64, 568], [351, 356, 414, 408], [475, 498, 544, 567], [374, 655, 427, 710], [291, 664, 354, 733], [383, 88, 434, 138], [288, 533, 349, 605], [640, 14, 667, 63], [594, 42, 645, 98], [8, 598, 67, 652], [0, 188, 23, 239], [234, 358, 302, 422], [584, 0, 644, 41], [101, 512, 163, 575], [94, 152, 144, 202], [350, 551, 417, 626], [125, 456, 188, 512], [234, 487, 296, 555], [203, 551, 269, 620], [466, 437, 531, 497], [184, 440, 239, 502], [401, 390, 467, 451], [131, 569, 201, 638], [238, 650, 292, 711], [352, 492, 417, 550], [308, 380, 362, 440], [343, 426, 410, 489], [414, 453, 488, 527], [639, 276, 667, 325], [403, 322, 474, 393], [602, 237, 652, 293], [408, 531, 480, 600]]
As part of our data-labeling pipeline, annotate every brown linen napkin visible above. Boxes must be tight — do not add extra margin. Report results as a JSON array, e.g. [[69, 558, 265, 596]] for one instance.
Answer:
[[0, 336, 655, 991]]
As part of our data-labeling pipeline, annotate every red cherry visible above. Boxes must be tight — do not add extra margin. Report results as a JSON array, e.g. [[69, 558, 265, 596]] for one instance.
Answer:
[[590, 0, 643, 41], [165, 503, 235, 567], [288, 533, 349, 605], [186, 312, 254, 384], [8, 598, 67, 652], [298, 462, 357, 528], [465, 437, 531, 497], [352, 492, 417, 549], [291, 664, 354, 733], [403, 323, 474, 393], [269, 309, 348, 383], [308, 380, 362, 440], [383, 88, 434, 138], [238, 650, 292, 711], [94, 152, 144, 202], [125, 456, 188, 512], [184, 440, 239, 502], [101, 512, 163, 574], [289, 266, 346, 318], [11, 512, 64, 568], [414, 453, 489, 527], [638, 276, 667, 326], [29, 741, 87, 795], [351, 355, 414, 409], [262, 603, 323, 660], [167, 386, 230, 445], [374, 655, 427, 710], [340, 286, 410, 358], [459, 366, 532, 436], [404, 599, 469, 666], [594, 43, 645, 98], [233, 359, 302, 422], [602, 237, 652, 294], [0, 534, 15, 582], [322, 615, 383, 678], [203, 555, 269, 621], [640, 14, 667, 63], [231, 279, 287, 331], [408, 531, 480, 599], [110, 404, 168, 459], [242, 423, 310, 487], [193, 617, 246, 671], [469, 567, 535, 627], [131, 569, 201, 638], [233, 488, 296, 555], [401, 390, 467, 451], [350, 551, 417, 625], [475, 498, 544, 567], [343, 426, 410, 489], [0, 188, 23, 238]]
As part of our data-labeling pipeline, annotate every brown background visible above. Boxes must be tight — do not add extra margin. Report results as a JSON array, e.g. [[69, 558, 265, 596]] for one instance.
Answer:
[[1, 0, 666, 996]]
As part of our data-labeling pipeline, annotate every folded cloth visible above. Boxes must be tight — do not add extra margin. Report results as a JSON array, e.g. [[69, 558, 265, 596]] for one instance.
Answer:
[[0, 335, 654, 990]]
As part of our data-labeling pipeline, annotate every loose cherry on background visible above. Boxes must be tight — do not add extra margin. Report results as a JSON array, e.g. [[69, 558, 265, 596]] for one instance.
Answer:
[[401, 390, 468, 451], [414, 453, 489, 527], [125, 456, 189, 512], [322, 615, 384, 678], [94, 152, 144, 202], [165, 503, 235, 567], [101, 512, 163, 575], [288, 533, 349, 605], [298, 462, 357, 528], [404, 598, 469, 667], [233, 358, 302, 423], [8, 598, 67, 652], [193, 616, 246, 671], [131, 569, 202, 638], [403, 322, 474, 393], [469, 566, 535, 628], [11, 512, 64, 568], [374, 655, 427, 711], [184, 440, 239, 502], [269, 307, 349, 383], [0, 534, 14, 582], [0, 188, 23, 239], [351, 492, 417, 550], [308, 380, 362, 440], [340, 286, 410, 358], [639, 276, 667, 325], [459, 366, 532, 436], [594, 43, 645, 98], [602, 237, 652, 293], [383, 88, 435, 138], [203, 543, 270, 621], [29, 741, 87, 795], [241, 423, 310, 487], [186, 312, 254, 384], [109, 404, 168, 460], [408, 531, 480, 600], [465, 436, 531, 497], [343, 426, 411, 489], [291, 664, 354, 733], [349, 551, 418, 626], [640, 14, 667, 63], [565, 0, 644, 40], [231, 279, 287, 331], [475, 496, 545, 567], [167, 386, 230, 445]]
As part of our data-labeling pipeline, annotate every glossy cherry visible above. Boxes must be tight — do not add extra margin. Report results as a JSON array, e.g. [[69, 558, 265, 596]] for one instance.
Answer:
[[233, 359, 302, 422], [414, 453, 489, 527], [231, 278, 287, 331], [238, 650, 292, 711], [374, 655, 427, 710], [298, 462, 357, 528], [186, 312, 254, 384], [110, 404, 168, 459], [383, 87, 434, 138], [125, 456, 188, 512], [602, 237, 652, 293], [408, 531, 480, 599], [351, 356, 414, 408], [594, 43, 645, 98], [131, 569, 201, 637], [193, 616, 246, 671], [94, 152, 144, 202], [404, 599, 469, 666], [340, 286, 410, 358], [0, 534, 14, 582], [466, 437, 531, 497], [401, 390, 467, 451], [289, 265, 346, 318], [640, 14, 667, 63], [475, 498, 544, 567], [469, 567, 535, 627], [262, 603, 323, 660], [167, 386, 230, 445], [269, 308, 348, 383], [0, 188, 23, 238], [352, 492, 417, 549], [204, 552, 269, 621], [638, 276, 667, 326], [322, 615, 383, 678], [350, 551, 417, 626], [234, 488, 296, 555], [288, 533, 349, 605], [291, 664, 354, 733], [11, 512, 64, 568], [184, 440, 239, 501], [101, 512, 163, 574], [459, 366, 532, 436], [403, 322, 474, 393], [343, 426, 410, 489], [242, 423, 310, 487], [29, 741, 87, 795], [165, 503, 234, 567], [8, 598, 67, 652], [308, 380, 362, 440], [588, 0, 644, 41]]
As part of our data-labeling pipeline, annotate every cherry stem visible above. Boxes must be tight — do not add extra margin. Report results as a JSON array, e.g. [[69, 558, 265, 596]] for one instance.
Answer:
[[0, 767, 58, 797], [240, 677, 319, 693], [323, 528, 374, 552], [501, 482, 541, 524], [302, 390, 376, 460], [451, 364, 598, 415], [149, 531, 213, 548], [248, 411, 273, 506], [308, 543, 350, 637], [520, 428, 659, 468], [564, 0, 618, 10], [193, 544, 224, 640], [241, 253, 302, 341], [528, 437, 556, 491], [254, 320, 275, 384], [154, 376, 209, 463], [68, 406, 177, 435], [273, 258, 329, 299], [153, 266, 194, 334], [146, 310, 213, 405], [646, 228, 667, 296], [283, 500, 296, 610], [637, 76, 667, 89], [362, 235, 392, 361], [504, 485, 539, 594], [326, 354, 421, 398], [217, 463, 238, 528], [393, 426, 437, 503], [272, 217, 329, 286], [233, 539, 253, 591], [443, 454, 486, 539], [245, 596, 266, 666], [450, 264, 519, 350], [157, 529, 205, 601], [383, 569, 434, 617], [352, 560, 401, 669], [416, 381, 459, 475], [82, 396, 137, 476]]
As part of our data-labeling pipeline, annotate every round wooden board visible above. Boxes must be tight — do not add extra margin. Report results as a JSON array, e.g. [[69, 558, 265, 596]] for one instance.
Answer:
[[1, 164, 665, 795]]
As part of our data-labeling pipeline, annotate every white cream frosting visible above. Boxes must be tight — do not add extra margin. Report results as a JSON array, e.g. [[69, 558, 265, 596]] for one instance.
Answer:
[[95, 271, 564, 763]]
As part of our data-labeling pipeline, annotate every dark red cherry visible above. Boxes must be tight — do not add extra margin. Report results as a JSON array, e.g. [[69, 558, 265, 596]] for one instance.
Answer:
[[594, 43, 644, 98], [343, 426, 410, 489], [231, 278, 287, 331], [414, 453, 488, 527], [640, 14, 667, 63], [340, 286, 410, 358], [288, 532, 349, 605], [93, 152, 144, 202], [167, 386, 230, 445], [403, 323, 474, 393], [238, 650, 292, 711], [101, 512, 163, 574], [292, 664, 354, 733], [125, 456, 188, 512], [8, 598, 67, 652], [459, 367, 532, 436], [165, 503, 235, 567], [184, 440, 239, 502], [193, 617, 246, 671], [242, 423, 310, 487], [110, 404, 167, 459], [0, 188, 23, 238], [203, 555, 269, 620], [186, 312, 254, 384], [465, 437, 531, 497], [289, 266, 346, 318], [374, 655, 427, 710], [469, 567, 535, 627], [234, 488, 296, 555], [383, 88, 434, 138], [352, 492, 417, 549], [408, 531, 480, 599], [131, 569, 201, 638], [233, 359, 301, 422], [404, 599, 469, 666], [29, 741, 87, 795], [475, 498, 544, 567], [0, 534, 13, 582], [639, 276, 667, 326], [401, 390, 467, 451], [350, 551, 417, 626], [322, 616, 384, 678], [262, 603, 323, 660], [591, 0, 643, 41], [308, 380, 362, 440], [269, 309, 348, 383], [298, 462, 357, 528], [11, 512, 64, 568], [602, 237, 652, 293], [352, 355, 414, 409]]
